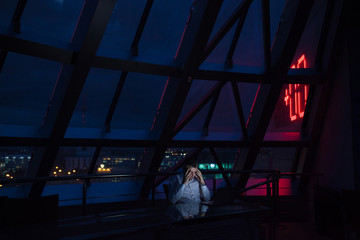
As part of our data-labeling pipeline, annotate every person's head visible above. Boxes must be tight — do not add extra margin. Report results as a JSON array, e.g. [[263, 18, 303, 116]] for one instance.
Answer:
[[183, 159, 198, 175]]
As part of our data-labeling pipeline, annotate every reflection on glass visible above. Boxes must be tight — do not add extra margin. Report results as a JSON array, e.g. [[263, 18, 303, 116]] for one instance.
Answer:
[[167, 202, 208, 221], [160, 148, 190, 171], [49, 147, 94, 184], [0, 1, 17, 26], [160, 148, 237, 181], [0, 147, 32, 181], [267, 54, 310, 132], [253, 148, 296, 174], [21, 0, 83, 42], [93, 147, 144, 183], [0, 53, 61, 126]]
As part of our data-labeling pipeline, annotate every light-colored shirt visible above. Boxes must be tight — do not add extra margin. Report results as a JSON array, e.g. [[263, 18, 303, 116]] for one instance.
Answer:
[[168, 174, 211, 204]]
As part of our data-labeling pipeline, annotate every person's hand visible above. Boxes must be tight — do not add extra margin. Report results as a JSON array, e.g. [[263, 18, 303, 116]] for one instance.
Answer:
[[182, 169, 193, 184], [195, 169, 205, 185]]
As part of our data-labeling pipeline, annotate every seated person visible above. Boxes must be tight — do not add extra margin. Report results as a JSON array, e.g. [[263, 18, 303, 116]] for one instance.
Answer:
[[168, 160, 211, 204]]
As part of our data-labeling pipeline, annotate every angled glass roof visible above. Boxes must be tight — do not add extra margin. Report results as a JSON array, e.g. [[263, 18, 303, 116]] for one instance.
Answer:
[[111, 72, 167, 130], [21, 0, 83, 42], [0, 1, 17, 27], [97, 0, 193, 64], [0, 52, 60, 127], [0, 0, 346, 203]]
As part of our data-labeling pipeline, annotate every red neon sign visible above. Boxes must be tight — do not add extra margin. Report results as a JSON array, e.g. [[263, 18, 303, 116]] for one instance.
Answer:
[[284, 54, 309, 121]]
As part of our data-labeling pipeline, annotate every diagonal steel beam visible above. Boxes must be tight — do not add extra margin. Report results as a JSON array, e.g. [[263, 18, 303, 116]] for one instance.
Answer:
[[209, 147, 232, 187], [104, 0, 156, 131], [0, 0, 27, 72], [0, 29, 323, 85], [225, 2, 251, 68], [314, 0, 335, 72], [301, 0, 335, 136], [131, 0, 154, 56], [10, 0, 27, 33], [202, 90, 221, 136], [299, 0, 349, 190], [233, 0, 316, 189], [261, 0, 271, 73], [154, 147, 204, 187], [347, 2, 360, 190], [139, 0, 224, 199], [88, 146, 102, 175], [231, 81, 248, 140], [26, 0, 117, 198], [173, 81, 226, 137], [104, 71, 128, 131], [202, 0, 253, 63]]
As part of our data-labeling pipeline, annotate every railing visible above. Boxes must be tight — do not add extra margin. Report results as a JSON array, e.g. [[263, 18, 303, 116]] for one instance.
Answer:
[[0, 170, 322, 240], [0, 169, 280, 210]]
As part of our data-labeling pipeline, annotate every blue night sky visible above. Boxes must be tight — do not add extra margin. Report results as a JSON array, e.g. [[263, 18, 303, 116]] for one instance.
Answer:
[[0, 0, 322, 136]]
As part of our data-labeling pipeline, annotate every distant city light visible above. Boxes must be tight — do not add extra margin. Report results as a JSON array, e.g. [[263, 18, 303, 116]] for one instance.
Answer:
[[97, 167, 111, 172]]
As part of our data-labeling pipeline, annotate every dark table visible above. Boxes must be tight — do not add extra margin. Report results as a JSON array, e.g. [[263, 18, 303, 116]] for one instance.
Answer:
[[1, 200, 271, 240]]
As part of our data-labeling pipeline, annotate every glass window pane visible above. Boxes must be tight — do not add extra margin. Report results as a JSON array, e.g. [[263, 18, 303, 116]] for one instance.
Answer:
[[209, 82, 241, 132], [203, 0, 264, 67], [159, 148, 193, 171], [288, 0, 327, 70], [198, 148, 237, 180], [253, 148, 296, 173], [49, 147, 95, 181], [0, 147, 32, 180], [43, 147, 146, 206], [267, 54, 311, 134], [159, 148, 237, 180], [229, 0, 264, 67], [96, 0, 147, 57], [135, 0, 193, 61], [0, 52, 61, 127], [176, 80, 217, 132], [68, 68, 122, 128], [246, 147, 296, 196], [42, 177, 144, 206], [68, 69, 167, 131], [238, 82, 259, 124], [175, 81, 259, 138], [97, 0, 193, 63], [267, 84, 310, 133], [111, 73, 167, 130], [157, 147, 239, 199], [94, 147, 143, 177], [270, 0, 287, 46], [0, 2, 17, 27], [21, 0, 83, 42], [0, 147, 33, 198]]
